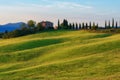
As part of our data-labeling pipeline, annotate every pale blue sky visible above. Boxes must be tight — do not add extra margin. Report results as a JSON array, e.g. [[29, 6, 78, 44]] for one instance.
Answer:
[[0, 0, 120, 26]]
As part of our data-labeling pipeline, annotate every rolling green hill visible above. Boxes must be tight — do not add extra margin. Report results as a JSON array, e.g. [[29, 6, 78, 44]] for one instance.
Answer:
[[0, 30, 119, 80]]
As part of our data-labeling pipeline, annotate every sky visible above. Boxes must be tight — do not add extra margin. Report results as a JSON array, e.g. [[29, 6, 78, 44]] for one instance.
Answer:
[[0, 0, 120, 26]]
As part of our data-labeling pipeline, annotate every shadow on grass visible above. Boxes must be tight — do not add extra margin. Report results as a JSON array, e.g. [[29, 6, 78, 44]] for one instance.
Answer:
[[92, 34, 112, 39], [0, 38, 66, 62], [0, 38, 64, 53]]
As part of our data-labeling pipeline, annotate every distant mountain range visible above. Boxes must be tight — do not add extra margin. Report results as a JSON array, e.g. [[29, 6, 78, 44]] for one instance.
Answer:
[[0, 22, 25, 33]]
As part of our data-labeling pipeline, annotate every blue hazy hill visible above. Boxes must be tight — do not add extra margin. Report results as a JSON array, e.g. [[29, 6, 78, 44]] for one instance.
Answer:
[[0, 22, 25, 33]]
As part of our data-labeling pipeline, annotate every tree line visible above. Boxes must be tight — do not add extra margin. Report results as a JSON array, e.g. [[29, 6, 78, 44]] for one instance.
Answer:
[[58, 19, 99, 30], [2, 20, 52, 39], [1, 18, 120, 39], [105, 18, 119, 29], [58, 18, 120, 30]]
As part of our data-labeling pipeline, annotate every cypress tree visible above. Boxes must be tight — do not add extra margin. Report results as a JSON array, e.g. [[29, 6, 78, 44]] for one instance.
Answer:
[[69, 23, 72, 29], [119, 21, 120, 27], [119, 21, 120, 28], [112, 18, 114, 28], [58, 19, 60, 29], [63, 19, 68, 29], [79, 23, 81, 29], [92, 22, 96, 30], [108, 20, 111, 29], [96, 23, 99, 29], [82, 23, 85, 29], [89, 22, 92, 29], [76, 23, 78, 30], [86, 23, 88, 29], [105, 20, 107, 29], [116, 21, 118, 28], [73, 23, 75, 29]]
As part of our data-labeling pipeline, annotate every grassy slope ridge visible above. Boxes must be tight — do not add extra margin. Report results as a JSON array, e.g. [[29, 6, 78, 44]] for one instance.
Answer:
[[0, 30, 119, 80]]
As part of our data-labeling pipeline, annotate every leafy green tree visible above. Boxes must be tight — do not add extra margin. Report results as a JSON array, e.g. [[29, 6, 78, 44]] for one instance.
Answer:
[[36, 22, 44, 31], [27, 20, 36, 29], [20, 23, 27, 29], [2, 29, 21, 39], [0, 33, 3, 38]]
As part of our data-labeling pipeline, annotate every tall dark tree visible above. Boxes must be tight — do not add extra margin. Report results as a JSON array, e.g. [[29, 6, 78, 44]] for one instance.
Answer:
[[69, 23, 72, 29], [72, 23, 75, 29], [105, 20, 107, 29], [92, 22, 97, 30], [76, 23, 78, 30], [85, 23, 88, 29], [96, 23, 99, 29], [119, 21, 120, 27], [108, 20, 111, 29], [82, 22, 85, 29], [79, 23, 81, 29], [89, 22, 92, 29], [116, 21, 118, 28], [119, 21, 120, 28], [62, 19, 69, 29], [112, 18, 114, 28], [58, 19, 60, 29]]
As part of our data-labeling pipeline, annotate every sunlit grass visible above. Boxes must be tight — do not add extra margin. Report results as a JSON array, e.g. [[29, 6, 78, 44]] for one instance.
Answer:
[[0, 30, 119, 80]]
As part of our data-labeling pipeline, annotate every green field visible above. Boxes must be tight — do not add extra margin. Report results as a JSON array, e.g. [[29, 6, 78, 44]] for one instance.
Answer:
[[0, 30, 120, 80]]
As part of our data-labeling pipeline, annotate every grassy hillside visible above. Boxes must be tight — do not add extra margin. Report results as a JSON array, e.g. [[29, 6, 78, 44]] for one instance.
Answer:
[[0, 30, 119, 80]]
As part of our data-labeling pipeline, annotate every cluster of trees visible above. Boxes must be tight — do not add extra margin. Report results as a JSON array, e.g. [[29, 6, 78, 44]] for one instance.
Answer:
[[2, 20, 50, 39], [105, 18, 120, 29], [1, 18, 120, 39], [58, 19, 99, 30], [58, 19, 120, 30]]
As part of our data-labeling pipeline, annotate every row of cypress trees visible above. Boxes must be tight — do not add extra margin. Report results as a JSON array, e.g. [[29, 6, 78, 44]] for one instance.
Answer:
[[2, 19, 120, 39], [105, 18, 120, 29], [58, 19, 120, 30], [58, 19, 98, 30]]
